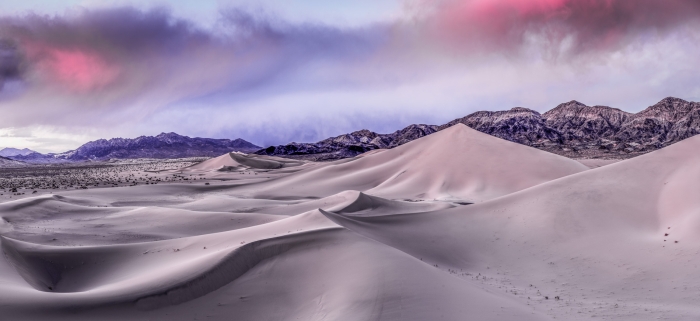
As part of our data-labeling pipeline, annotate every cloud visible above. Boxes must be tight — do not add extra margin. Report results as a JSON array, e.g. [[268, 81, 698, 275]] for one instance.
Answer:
[[0, 7, 391, 126], [0, 8, 218, 112], [417, 0, 700, 57], [0, 39, 24, 90], [0, 126, 32, 137], [0, 126, 98, 152], [0, 2, 698, 151]]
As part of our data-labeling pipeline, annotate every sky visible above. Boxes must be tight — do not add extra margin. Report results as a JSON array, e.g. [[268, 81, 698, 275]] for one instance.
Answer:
[[0, 0, 699, 153]]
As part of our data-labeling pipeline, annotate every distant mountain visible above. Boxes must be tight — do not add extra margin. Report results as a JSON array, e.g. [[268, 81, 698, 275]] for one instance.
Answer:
[[6, 151, 73, 164], [6, 97, 699, 164], [0, 147, 36, 157], [0, 155, 25, 167], [257, 124, 438, 160], [9, 133, 261, 163], [459, 97, 700, 158], [257, 97, 700, 160]]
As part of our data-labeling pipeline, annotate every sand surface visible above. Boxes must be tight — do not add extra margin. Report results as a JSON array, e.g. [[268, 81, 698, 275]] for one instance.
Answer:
[[1, 124, 699, 320], [576, 158, 623, 169]]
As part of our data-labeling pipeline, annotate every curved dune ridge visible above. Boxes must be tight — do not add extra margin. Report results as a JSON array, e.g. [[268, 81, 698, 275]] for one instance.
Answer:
[[1, 124, 700, 320], [0, 210, 339, 304]]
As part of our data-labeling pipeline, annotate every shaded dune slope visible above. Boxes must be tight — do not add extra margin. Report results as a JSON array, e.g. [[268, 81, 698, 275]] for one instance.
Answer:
[[0, 211, 337, 304]]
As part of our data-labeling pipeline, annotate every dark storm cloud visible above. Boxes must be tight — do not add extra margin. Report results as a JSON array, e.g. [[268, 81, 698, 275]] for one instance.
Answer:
[[2, 7, 211, 55], [0, 39, 24, 89]]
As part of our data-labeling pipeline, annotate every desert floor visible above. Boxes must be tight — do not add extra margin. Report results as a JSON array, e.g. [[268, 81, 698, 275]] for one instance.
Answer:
[[1, 124, 698, 320]]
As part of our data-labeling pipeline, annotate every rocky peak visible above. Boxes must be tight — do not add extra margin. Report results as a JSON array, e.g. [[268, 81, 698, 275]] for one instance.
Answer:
[[508, 107, 540, 115], [156, 132, 181, 137], [156, 132, 185, 139], [636, 97, 698, 122], [154, 132, 189, 144], [439, 106, 559, 146], [350, 129, 378, 137], [387, 124, 438, 148], [322, 129, 380, 145], [542, 100, 589, 118]]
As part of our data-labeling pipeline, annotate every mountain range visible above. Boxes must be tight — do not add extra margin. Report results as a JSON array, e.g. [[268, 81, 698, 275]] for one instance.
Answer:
[[3, 96, 699, 164], [8, 133, 260, 164], [257, 97, 700, 160]]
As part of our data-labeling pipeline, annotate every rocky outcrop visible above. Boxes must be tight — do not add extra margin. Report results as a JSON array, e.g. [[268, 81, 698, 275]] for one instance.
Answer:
[[541, 101, 632, 143], [439, 107, 561, 146], [615, 97, 700, 146]]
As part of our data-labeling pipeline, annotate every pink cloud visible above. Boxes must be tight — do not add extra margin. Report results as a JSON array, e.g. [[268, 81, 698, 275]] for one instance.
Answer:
[[426, 0, 700, 54], [39, 49, 121, 92]]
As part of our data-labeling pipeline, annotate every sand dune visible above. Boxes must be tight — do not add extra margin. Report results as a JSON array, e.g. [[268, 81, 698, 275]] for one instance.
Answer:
[[575, 158, 622, 169], [0, 194, 284, 245], [185, 152, 305, 172], [2, 124, 700, 320], [322, 134, 700, 320], [246, 124, 587, 203]]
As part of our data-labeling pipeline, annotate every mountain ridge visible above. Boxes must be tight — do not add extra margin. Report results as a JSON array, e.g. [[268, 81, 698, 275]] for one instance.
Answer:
[[6, 97, 699, 163], [257, 96, 700, 160], [9, 133, 260, 164], [257, 124, 439, 160]]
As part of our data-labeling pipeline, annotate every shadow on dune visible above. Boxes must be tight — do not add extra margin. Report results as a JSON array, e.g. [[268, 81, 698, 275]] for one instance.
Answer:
[[0, 228, 341, 310]]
